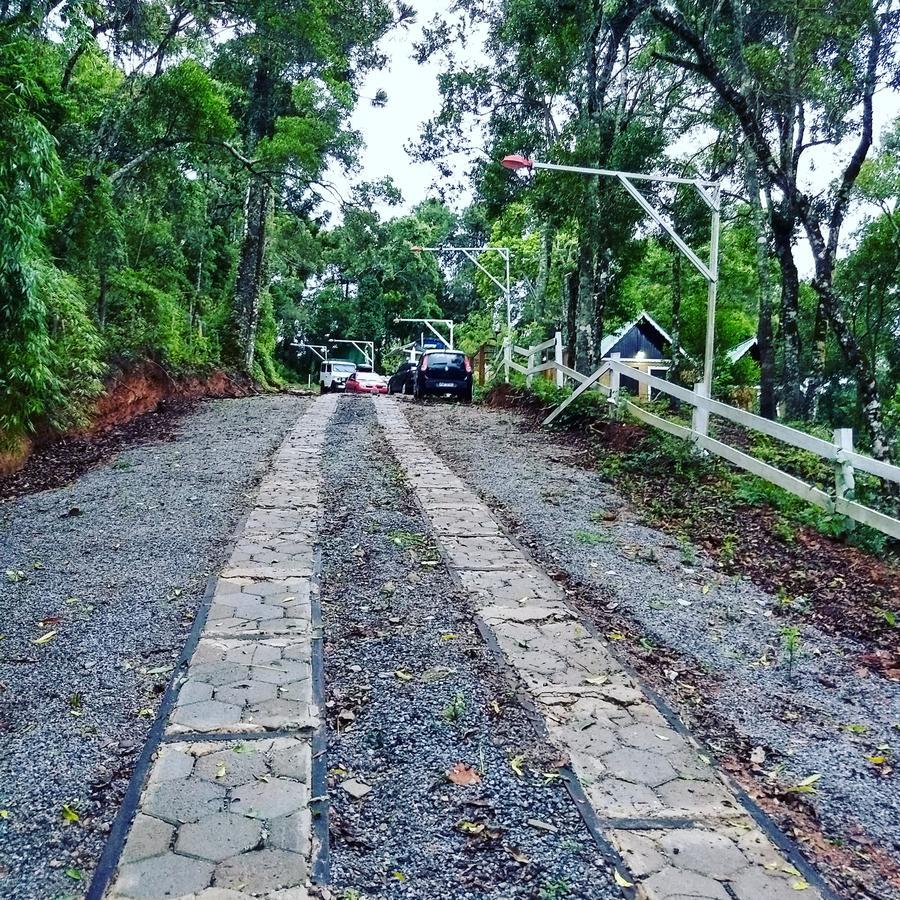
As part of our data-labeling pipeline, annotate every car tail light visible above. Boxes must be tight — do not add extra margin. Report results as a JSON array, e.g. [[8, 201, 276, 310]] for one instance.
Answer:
[[420, 355, 428, 371], [464, 356, 472, 373]]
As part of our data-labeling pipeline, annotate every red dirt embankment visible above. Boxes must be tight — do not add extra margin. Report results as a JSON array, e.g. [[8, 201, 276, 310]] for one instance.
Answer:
[[0, 362, 255, 485]]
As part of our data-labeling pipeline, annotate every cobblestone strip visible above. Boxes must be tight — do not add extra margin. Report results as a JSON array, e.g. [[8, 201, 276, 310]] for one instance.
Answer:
[[375, 398, 828, 900], [105, 394, 337, 900]]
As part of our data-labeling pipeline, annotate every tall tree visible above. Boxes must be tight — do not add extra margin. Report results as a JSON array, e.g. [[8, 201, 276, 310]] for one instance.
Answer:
[[651, 0, 900, 457]]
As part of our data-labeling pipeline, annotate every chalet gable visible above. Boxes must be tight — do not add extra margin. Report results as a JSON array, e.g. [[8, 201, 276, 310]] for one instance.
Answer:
[[600, 312, 680, 361]]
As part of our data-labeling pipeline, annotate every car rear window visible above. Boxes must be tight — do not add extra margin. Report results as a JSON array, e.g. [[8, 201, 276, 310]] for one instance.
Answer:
[[425, 353, 465, 366]]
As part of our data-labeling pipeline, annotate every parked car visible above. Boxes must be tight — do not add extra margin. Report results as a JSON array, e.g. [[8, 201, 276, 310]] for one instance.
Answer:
[[413, 350, 473, 402], [319, 360, 356, 392], [387, 362, 416, 395], [345, 370, 388, 394]]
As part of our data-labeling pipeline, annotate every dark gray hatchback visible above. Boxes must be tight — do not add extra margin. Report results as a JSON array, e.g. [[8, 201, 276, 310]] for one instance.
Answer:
[[413, 350, 473, 402]]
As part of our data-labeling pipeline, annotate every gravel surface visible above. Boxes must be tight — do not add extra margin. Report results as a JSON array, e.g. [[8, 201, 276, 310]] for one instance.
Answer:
[[0, 394, 307, 900], [320, 397, 620, 900], [406, 401, 900, 896]]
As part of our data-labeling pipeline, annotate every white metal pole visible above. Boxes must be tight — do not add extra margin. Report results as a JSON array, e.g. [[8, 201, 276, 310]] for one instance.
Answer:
[[702, 184, 721, 397], [449, 322, 455, 350], [505, 251, 511, 332]]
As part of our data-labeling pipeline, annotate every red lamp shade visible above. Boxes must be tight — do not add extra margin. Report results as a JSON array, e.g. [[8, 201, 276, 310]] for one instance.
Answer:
[[501, 154, 533, 171]]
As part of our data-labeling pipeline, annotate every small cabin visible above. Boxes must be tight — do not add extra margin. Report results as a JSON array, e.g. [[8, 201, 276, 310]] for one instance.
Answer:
[[598, 312, 682, 400]]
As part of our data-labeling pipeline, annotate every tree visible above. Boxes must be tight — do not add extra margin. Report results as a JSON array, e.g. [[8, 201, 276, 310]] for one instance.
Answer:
[[651, 0, 900, 457]]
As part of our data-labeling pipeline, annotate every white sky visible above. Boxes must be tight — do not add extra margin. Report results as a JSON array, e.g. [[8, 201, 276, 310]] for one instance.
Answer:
[[326, 0, 481, 217]]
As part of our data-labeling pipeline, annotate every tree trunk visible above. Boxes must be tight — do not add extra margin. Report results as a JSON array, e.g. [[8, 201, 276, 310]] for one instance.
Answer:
[[97, 267, 108, 329], [576, 240, 594, 369], [565, 271, 578, 365], [535, 222, 551, 320], [770, 207, 802, 418], [805, 237, 890, 462], [233, 55, 275, 372], [804, 297, 828, 417], [744, 153, 776, 418], [233, 177, 271, 372], [669, 249, 683, 382]]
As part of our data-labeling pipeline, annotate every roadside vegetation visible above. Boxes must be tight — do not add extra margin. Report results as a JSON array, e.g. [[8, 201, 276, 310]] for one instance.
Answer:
[[487, 379, 900, 660]]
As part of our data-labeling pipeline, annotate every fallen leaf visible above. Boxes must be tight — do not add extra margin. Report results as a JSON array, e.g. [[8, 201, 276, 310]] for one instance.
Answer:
[[447, 762, 481, 786], [393, 669, 413, 682], [391, 871, 407, 881], [215, 762, 227, 779], [65, 868, 83, 881], [0, 810, 9, 819], [441, 633, 457, 641], [614, 870, 634, 888], [33, 630, 57, 645], [507, 847, 530, 864], [526, 818, 558, 833], [583, 675, 609, 686], [791, 879, 810, 890], [509, 754, 526, 778], [457, 820, 485, 835], [61, 804, 79, 825]]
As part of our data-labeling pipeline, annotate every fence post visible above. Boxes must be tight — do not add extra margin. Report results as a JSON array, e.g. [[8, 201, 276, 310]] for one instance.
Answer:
[[526, 345, 535, 388], [503, 338, 511, 383], [554, 331, 564, 388], [834, 427, 856, 506], [692, 381, 709, 440], [609, 352, 621, 420]]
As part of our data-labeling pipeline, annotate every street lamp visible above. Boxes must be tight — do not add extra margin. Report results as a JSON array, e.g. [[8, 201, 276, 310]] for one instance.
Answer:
[[411, 244, 513, 335], [501, 154, 721, 397]]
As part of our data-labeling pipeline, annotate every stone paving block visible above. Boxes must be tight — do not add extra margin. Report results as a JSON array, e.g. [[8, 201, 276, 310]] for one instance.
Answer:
[[730, 864, 822, 899], [455, 567, 563, 603], [112, 853, 214, 898], [168, 638, 316, 735], [610, 830, 666, 878], [111, 738, 312, 899], [176, 811, 262, 861], [215, 849, 307, 894], [602, 747, 678, 788], [658, 828, 748, 878], [120, 814, 174, 864], [641, 866, 731, 900]]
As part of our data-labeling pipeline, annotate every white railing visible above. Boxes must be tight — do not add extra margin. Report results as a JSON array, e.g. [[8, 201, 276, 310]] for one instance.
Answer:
[[501, 337, 900, 541]]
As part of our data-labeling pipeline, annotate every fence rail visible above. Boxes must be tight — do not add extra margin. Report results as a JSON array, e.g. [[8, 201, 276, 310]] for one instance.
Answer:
[[502, 336, 900, 542]]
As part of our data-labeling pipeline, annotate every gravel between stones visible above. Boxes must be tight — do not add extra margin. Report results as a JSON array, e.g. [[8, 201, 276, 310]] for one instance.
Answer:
[[0, 394, 307, 900], [405, 400, 900, 897], [320, 397, 621, 900]]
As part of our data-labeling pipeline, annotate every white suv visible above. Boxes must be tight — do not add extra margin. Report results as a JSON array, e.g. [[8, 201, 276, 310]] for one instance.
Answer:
[[319, 360, 356, 392]]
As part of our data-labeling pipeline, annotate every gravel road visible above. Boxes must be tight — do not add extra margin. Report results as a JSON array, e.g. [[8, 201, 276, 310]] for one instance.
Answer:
[[0, 394, 306, 900], [320, 398, 620, 900], [406, 400, 900, 898]]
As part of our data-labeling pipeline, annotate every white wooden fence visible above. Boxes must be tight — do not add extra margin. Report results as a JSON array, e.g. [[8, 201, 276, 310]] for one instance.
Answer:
[[502, 335, 900, 541]]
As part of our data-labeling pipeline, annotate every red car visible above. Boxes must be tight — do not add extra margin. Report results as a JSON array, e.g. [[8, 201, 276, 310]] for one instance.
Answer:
[[345, 371, 388, 394]]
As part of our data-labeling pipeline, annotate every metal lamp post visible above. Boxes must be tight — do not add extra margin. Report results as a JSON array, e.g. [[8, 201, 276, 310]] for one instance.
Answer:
[[501, 154, 721, 396], [411, 245, 513, 334]]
